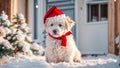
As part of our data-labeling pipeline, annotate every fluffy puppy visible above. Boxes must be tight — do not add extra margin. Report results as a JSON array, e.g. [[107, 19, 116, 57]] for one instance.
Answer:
[[45, 15, 81, 63]]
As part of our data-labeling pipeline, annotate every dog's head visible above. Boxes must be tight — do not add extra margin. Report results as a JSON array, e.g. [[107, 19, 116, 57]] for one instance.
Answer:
[[45, 15, 74, 37]]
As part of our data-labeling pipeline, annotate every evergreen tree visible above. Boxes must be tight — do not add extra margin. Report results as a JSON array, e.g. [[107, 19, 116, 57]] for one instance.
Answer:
[[0, 11, 44, 57]]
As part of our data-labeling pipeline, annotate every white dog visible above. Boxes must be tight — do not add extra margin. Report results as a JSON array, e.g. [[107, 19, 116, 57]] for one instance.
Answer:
[[44, 6, 81, 63], [45, 14, 81, 63]]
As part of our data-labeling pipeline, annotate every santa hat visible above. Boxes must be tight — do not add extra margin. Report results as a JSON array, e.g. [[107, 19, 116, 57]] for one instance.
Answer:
[[44, 6, 65, 24]]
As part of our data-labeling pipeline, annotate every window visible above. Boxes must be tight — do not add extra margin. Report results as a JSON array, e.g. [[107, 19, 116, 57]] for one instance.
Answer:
[[100, 4, 108, 21], [87, 3, 108, 22]]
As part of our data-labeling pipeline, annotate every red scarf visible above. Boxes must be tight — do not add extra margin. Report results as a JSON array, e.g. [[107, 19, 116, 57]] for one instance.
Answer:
[[48, 31, 72, 47]]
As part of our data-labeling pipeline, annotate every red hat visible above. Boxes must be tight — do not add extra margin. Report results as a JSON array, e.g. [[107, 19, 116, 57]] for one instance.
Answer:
[[44, 6, 64, 24]]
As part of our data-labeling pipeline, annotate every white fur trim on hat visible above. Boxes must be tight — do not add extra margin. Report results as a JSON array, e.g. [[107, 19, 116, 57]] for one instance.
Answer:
[[46, 14, 66, 23]]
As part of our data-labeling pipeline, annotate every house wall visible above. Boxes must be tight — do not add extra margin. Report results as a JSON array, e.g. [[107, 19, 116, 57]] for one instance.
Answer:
[[108, 0, 120, 55], [115, 0, 120, 56], [0, 0, 27, 21], [76, 0, 108, 54], [26, 0, 109, 54], [115, 0, 119, 55], [11, 0, 27, 22], [118, 0, 120, 56], [12, 0, 26, 16], [17, 0, 119, 55], [0, 0, 12, 20], [116, 0, 120, 56], [108, 0, 116, 54], [28, 0, 34, 29]]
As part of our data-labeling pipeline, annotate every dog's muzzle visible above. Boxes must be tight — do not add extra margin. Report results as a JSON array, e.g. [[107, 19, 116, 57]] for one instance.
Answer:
[[53, 29, 59, 35]]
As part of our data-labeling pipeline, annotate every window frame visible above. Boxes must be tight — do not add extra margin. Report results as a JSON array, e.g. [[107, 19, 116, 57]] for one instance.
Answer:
[[87, 1, 108, 24]]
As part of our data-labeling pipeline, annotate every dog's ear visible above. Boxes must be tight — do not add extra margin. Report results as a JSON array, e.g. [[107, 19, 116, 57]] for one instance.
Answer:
[[65, 16, 75, 31], [44, 19, 49, 32], [44, 19, 48, 28]]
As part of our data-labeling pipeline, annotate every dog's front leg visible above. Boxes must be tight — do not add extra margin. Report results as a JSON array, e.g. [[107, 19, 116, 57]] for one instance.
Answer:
[[45, 50, 58, 63], [64, 55, 74, 63], [46, 56, 58, 63]]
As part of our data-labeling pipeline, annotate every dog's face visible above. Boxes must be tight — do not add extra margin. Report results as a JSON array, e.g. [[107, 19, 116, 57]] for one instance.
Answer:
[[45, 15, 74, 37]]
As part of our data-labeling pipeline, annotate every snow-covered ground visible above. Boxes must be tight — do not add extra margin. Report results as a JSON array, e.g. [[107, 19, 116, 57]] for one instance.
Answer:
[[0, 54, 120, 68]]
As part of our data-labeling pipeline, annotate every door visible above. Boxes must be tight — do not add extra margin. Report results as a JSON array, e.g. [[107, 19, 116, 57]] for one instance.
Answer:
[[46, 0, 76, 39], [32, 0, 45, 44], [77, 0, 108, 54]]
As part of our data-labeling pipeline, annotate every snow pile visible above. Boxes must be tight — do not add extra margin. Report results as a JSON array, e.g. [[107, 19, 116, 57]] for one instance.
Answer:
[[0, 54, 120, 68]]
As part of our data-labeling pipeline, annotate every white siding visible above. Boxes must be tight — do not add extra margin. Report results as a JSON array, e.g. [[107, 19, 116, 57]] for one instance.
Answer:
[[76, 0, 108, 54]]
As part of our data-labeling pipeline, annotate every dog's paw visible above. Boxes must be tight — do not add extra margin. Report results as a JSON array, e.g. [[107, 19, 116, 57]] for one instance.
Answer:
[[74, 58, 81, 63]]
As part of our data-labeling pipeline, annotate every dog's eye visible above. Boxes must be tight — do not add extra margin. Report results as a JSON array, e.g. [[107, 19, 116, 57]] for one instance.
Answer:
[[59, 24, 62, 27], [50, 24, 53, 26]]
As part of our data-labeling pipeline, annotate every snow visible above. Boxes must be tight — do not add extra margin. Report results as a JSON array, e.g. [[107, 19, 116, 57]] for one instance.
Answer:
[[0, 54, 120, 68], [115, 36, 120, 48]]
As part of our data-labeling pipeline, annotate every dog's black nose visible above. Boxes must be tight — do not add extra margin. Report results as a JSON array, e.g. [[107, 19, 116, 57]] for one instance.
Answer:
[[53, 30, 57, 34]]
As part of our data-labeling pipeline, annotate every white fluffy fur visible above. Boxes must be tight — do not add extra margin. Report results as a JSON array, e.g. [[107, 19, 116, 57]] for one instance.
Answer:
[[45, 15, 81, 63]]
